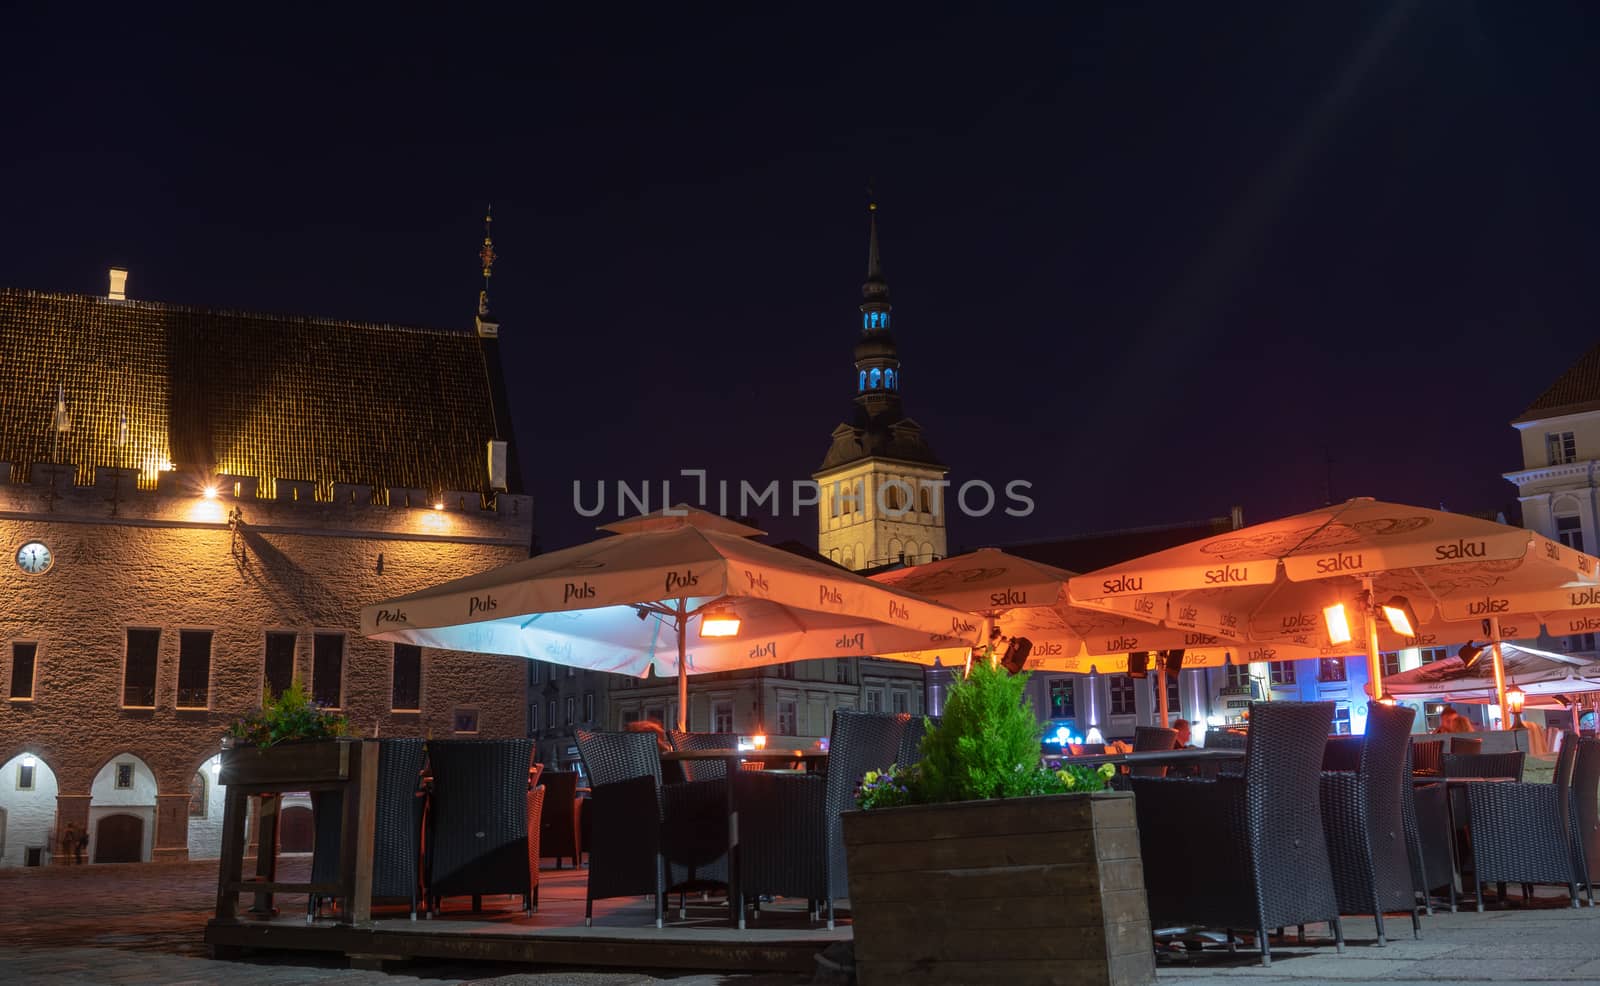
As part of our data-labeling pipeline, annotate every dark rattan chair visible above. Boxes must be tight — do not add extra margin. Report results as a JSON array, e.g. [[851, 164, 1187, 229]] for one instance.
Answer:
[[1402, 740, 1457, 915], [1133, 701, 1344, 967], [734, 708, 906, 929], [1411, 738, 1444, 775], [1321, 735, 1366, 772], [1131, 726, 1179, 778], [537, 770, 583, 869], [1319, 702, 1420, 944], [1443, 751, 1525, 782], [896, 715, 938, 769], [1566, 736, 1600, 905], [308, 737, 427, 920], [1449, 736, 1484, 755], [424, 739, 542, 916], [667, 731, 742, 781]]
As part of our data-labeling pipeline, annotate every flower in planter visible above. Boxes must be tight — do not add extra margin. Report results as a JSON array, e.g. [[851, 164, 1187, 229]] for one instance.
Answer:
[[226, 680, 352, 748]]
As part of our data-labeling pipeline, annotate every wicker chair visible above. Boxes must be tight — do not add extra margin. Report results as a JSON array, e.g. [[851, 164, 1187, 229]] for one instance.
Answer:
[[1411, 738, 1444, 775], [1566, 736, 1600, 905], [537, 770, 583, 869], [733, 708, 906, 929], [1132, 701, 1344, 967], [308, 737, 427, 920], [1131, 726, 1179, 778], [1450, 736, 1484, 755], [667, 731, 742, 781], [574, 729, 728, 927], [1319, 702, 1420, 944], [1441, 747, 1574, 909], [424, 739, 542, 916], [1321, 735, 1366, 772], [896, 715, 938, 769]]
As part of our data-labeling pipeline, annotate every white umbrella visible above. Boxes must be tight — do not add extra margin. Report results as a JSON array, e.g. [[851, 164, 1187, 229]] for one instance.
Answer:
[[1067, 497, 1600, 709], [871, 547, 1236, 724], [361, 507, 982, 729]]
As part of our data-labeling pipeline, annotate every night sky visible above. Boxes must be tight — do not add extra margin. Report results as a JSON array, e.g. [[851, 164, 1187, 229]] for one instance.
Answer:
[[4, 3, 1598, 554]]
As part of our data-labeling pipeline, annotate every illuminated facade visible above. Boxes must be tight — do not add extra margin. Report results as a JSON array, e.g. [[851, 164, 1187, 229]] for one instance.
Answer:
[[0, 260, 532, 866]]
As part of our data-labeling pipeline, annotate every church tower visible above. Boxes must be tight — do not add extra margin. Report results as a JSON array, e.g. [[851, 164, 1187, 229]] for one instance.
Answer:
[[815, 197, 948, 571]]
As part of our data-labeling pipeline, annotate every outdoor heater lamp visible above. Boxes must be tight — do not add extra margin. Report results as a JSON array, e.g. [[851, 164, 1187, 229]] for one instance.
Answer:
[[1323, 602, 1353, 645], [1459, 642, 1486, 669], [1380, 596, 1420, 638], [698, 603, 741, 638]]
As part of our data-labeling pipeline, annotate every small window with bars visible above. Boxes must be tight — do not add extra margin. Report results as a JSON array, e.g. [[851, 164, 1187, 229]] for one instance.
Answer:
[[1108, 675, 1137, 716]]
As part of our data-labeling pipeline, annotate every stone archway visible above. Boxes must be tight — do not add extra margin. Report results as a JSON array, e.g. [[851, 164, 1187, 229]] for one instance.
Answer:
[[94, 814, 144, 863]]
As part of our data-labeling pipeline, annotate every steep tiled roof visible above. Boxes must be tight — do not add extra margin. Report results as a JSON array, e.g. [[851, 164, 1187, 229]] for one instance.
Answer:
[[1515, 341, 1600, 423], [0, 288, 513, 496], [991, 517, 1236, 574]]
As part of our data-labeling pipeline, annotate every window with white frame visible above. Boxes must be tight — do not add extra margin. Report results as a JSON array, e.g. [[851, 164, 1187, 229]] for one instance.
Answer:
[[1418, 647, 1448, 665], [1224, 663, 1250, 690], [1108, 675, 1136, 716], [1164, 673, 1181, 716], [777, 699, 797, 735], [115, 763, 134, 789], [17, 760, 35, 790], [527, 703, 538, 736], [712, 699, 734, 733], [583, 692, 595, 724], [1318, 658, 1347, 683], [1381, 651, 1402, 677], [1268, 661, 1296, 687], [1048, 678, 1075, 718], [1557, 514, 1585, 553], [864, 688, 883, 712], [891, 690, 909, 714], [564, 696, 575, 725], [1331, 702, 1352, 735], [1548, 431, 1578, 465]]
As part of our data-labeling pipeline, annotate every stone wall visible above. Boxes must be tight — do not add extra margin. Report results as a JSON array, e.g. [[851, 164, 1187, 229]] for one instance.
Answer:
[[0, 469, 533, 864]]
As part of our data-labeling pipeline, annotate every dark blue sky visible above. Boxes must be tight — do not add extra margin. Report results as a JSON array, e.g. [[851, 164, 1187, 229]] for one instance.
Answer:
[[4, 3, 1598, 552]]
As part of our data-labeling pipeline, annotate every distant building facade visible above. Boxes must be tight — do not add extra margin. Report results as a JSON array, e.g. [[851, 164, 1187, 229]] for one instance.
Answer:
[[0, 258, 531, 866]]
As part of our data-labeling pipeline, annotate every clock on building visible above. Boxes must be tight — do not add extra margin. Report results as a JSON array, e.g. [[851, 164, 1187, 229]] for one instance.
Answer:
[[16, 541, 53, 575]]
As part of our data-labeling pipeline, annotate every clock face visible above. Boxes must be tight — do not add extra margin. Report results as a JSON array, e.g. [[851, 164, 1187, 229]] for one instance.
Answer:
[[16, 542, 53, 575]]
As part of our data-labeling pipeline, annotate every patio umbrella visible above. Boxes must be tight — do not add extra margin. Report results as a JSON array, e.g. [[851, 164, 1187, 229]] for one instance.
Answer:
[[360, 507, 982, 729], [870, 547, 1234, 724], [1066, 497, 1600, 709], [1383, 643, 1600, 706]]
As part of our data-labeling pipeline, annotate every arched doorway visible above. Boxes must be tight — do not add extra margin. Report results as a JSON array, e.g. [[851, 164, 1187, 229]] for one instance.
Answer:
[[94, 814, 144, 863], [279, 805, 314, 853], [88, 753, 157, 864], [0, 753, 60, 868]]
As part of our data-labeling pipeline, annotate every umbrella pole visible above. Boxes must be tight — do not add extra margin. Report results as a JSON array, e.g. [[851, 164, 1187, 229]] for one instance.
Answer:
[[1156, 663, 1170, 728], [676, 600, 689, 732], [1363, 577, 1384, 701], [1489, 615, 1508, 730]]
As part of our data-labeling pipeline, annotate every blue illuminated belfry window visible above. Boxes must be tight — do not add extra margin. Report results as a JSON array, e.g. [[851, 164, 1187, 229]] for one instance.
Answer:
[[881, 313, 889, 329], [884, 369, 896, 390], [869, 368, 882, 389], [863, 313, 871, 329], [858, 370, 866, 392]]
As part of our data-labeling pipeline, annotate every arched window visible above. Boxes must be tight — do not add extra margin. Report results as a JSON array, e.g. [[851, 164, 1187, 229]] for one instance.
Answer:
[[869, 368, 882, 389], [884, 369, 895, 390], [882, 313, 890, 329], [919, 487, 932, 514], [884, 484, 906, 511], [858, 370, 866, 392], [854, 481, 864, 515], [830, 487, 841, 517], [889, 538, 903, 562], [189, 771, 208, 818], [863, 313, 871, 330]]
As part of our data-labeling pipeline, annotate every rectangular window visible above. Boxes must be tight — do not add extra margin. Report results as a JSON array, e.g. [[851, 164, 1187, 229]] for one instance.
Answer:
[[1164, 673, 1181, 717], [115, 763, 134, 789], [189, 773, 208, 818], [527, 703, 538, 736], [452, 707, 479, 734], [1381, 651, 1402, 678], [17, 762, 35, 790], [312, 633, 344, 708], [263, 632, 295, 700], [835, 660, 849, 684], [565, 696, 575, 725], [583, 692, 595, 723], [1318, 658, 1347, 683], [391, 644, 422, 711], [864, 689, 883, 713], [1108, 675, 1137, 716], [9, 642, 37, 701], [176, 630, 212, 709], [645, 705, 664, 724], [1569, 633, 1597, 653], [1331, 702, 1352, 735], [1558, 515, 1586, 553], [1268, 661, 1296, 687], [621, 708, 640, 726], [1418, 646, 1448, 665], [712, 699, 734, 733], [25, 847, 43, 867], [123, 628, 159, 708], [547, 700, 557, 730], [1548, 431, 1578, 465], [527, 662, 540, 685], [777, 699, 797, 735], [1048, 678, 1076, 719], [891, 690, 909, 714], [1224, 663, 1250, 690]]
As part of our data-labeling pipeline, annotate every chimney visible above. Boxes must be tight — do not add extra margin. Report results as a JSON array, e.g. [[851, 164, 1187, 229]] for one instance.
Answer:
[[108, 268, 128, 301]]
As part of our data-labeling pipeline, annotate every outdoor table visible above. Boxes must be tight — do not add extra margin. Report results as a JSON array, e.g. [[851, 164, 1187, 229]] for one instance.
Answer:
[[660, 747, 829, 928], [1051, 747, 1245, 768]]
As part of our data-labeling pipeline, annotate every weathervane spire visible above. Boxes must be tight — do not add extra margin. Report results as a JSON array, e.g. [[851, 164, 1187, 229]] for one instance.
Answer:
[[478, 204, 496, 318]]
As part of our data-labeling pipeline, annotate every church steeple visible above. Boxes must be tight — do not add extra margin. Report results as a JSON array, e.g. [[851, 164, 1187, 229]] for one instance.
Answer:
[[854, 195, 900, 413], [475, 204, 500, 339]]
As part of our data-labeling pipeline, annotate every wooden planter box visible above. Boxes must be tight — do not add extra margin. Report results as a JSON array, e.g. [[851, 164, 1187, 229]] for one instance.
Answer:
[[218, 738, 355, 787], [841, 790, 1155, 986]]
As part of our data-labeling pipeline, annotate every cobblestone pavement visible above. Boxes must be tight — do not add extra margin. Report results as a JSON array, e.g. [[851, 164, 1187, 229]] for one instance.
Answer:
[[0, 860, 808, 985]]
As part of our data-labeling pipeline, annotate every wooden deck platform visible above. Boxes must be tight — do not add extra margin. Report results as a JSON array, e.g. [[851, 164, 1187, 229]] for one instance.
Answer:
[[204, 866, 849, 973]]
